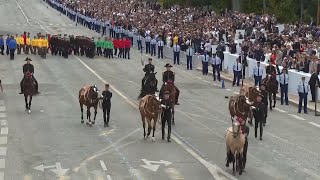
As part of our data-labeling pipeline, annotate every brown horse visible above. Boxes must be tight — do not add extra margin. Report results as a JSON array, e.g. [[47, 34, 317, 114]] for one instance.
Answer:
[[23, 72, 36, 113], [160, 82, 176, 125], [239, 85, 261, 103], [225, 122, 245, 175], [229, 95, 253, 125], [139, 95, 162, 141], [79, 85, 99, 126], [262, 75, 278, 110]]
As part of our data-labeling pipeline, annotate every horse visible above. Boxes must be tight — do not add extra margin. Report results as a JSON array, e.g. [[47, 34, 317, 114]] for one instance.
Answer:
[[228, 95, 253, 125], [225, 122, 246, 175], [138, 72, 158, 99], [262, 75, 278, 110], [160, 81, 176, 125], [78, 85, 99, 126], [139, 95, 162, 141], [23, 72, 36, 114], [239, 85, 261, 103]]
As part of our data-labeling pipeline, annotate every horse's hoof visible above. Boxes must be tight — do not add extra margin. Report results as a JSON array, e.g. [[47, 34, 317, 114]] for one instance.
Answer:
[[143, 137, 147, 140], [28, 110, 31, 114], [81, 121, 84, 124], [86, 122, 89, 125], [89, 124, 92, 127], [152, 137, 155, 142], [92, 121, 95, 125]]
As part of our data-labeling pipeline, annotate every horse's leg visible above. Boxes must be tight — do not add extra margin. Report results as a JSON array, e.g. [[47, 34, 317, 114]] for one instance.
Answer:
[[142, 116, 146, 139], [172, 107, 175, 125], [28, 96, 32, 112], [232, 154, 235, 174], [92, 106, 97, 124], [147, 119, 151, 137], [226, 150, 230, 167], [152, 118, 156, 142], [80, 103, 84, 123], [239, 153, 243, 175], [273, 92, 276, 108], [86, 107, 91, 125], [269, 92, 272, 111]]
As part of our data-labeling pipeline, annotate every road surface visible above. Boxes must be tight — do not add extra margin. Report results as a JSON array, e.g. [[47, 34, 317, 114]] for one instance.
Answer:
[[0, 0, 319, 179]]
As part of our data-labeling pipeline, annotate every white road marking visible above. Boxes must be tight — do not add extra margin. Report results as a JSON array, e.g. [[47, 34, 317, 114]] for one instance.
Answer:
[[0, 159, 5, 169], [0, 137, 7, 145], [74, 55, 237, 180], [165, 168, 184, 179], [0, 127, 8, 135], [0, 107, 5, 112], [0, 120, 6, 127], [106, 175, 112, 180], [0, 114, 6, 118], [233, 92, 239, 94], [309, 122, 320, 128], [273, 108, 286, 113], [0, 147, 7, 156], [288, 114, 306, 121], [99, 160, 107, 171], [225, 89, 231, 91]]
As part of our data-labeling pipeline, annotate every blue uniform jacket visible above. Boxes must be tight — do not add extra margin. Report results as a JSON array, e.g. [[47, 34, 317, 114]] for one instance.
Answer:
[[6, 38, 11, 45], [8, 39, 17, 49], [0, 38, 4, 46]]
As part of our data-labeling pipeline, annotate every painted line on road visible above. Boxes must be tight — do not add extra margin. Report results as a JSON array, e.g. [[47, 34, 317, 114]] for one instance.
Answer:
[[288, 114, 306, 121], [273, 108, 287, 113], [0, 159, 5, 169], [0, 120, 6, 127], [0, 114, 6, 118], [0, 137, 7, 145], [0, 147, 6, 156], [0, 127, 8, 135], [106, 175, 112, 180], [309, 122, 320, 128], [73, 55, 237, 180], [99, 160, 107, 171], [225, 89, 232, 91], [233, 92, 239, 94]]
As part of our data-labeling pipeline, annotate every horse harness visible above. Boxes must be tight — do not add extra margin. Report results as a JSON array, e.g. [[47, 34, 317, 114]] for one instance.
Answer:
[[231, 96, 247, 119]]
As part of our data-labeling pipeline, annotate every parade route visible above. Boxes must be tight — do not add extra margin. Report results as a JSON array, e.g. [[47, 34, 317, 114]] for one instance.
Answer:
[[0, 0, 319, 179]]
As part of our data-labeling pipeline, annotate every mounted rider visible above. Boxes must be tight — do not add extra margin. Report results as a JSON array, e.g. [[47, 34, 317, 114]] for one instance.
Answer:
[[161, 63, 180, 105], [265, 60, 279, 89], [141, 58, 158, 91], [19, 57, 39, 94]]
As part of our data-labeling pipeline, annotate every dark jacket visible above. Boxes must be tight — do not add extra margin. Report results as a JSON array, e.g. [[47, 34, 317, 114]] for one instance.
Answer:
[[101, 90, 112, 106], [253, 102, 266, 121], [143, 64, 155, 76], [309, 72, 320, 86], [162, 70, 175, 83], [23, 63, 34, 74], [161, 99, 173, 116]]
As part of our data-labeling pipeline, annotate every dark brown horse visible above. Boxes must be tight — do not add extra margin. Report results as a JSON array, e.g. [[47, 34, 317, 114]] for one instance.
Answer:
[[229, 95, 253, 125], [138, 72, 158, 99], [23, 72, 36, 113], [139, 95, 162, 141], [79, 85, 99, 126], [160, 81, 176, 124], [262, 75, 278, 110], [239, 85, 261, 103]]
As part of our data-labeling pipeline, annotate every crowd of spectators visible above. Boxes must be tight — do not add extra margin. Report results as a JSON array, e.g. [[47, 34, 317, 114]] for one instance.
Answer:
[[54, 0, 320, 74]]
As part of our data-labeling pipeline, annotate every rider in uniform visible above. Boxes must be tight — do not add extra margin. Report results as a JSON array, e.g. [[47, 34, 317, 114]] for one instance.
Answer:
[[101, 84, 112, 127], [161, 91, 174, 142], [265, 60, 279, 91], [19, 58, 39, 94], [141, 58, 156, 91], [162, 63, 180, 105], [252, 93, 266, 140]]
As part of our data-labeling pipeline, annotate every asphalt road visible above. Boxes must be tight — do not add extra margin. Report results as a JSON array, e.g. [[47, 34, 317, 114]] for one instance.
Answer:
[[0, 0, 319, 180]]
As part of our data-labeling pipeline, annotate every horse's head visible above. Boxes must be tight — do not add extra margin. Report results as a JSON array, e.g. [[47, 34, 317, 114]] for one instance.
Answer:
[[232, 122, 241, 138], [148, 72, 157, 87], [151, 95, 162, 112], [250, 87, 261, 102], [89, 85, 99, 103]]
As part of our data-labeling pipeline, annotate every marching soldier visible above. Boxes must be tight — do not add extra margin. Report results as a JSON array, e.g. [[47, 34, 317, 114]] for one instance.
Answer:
[[161, 91, 174, 142], [101, 84, 112, 127], [19, 58, 39, 94], [252, 93, 266, 140], [162, 63, 180, 105]]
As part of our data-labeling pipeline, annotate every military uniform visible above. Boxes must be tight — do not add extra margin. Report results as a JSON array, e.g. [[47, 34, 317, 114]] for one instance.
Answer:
[[142, 63, 155, 90], [252, 94, 266, 140], [20, 58, 39, 94], [101, 88, 112, 127], [161, 91, 174, 142], [260, 83, 268, 126]]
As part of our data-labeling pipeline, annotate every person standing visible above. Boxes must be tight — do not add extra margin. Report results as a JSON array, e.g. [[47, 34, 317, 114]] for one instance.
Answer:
[[157, 37, 164, 59], [186, 44, 193, 70], [173, 43, 181, 65], [253, 93, 266, 140], [211, 53, 221, 81], [8, 36, 16, 60], [150, 36, 157, 56], [232, 57, 242, 86], [137, 33, 143, 51], [253, 61, 263, 86], [279, 68, 289, 105], [308, 71, 320, 102], [201, 51, 210, 75], [145, 34, 151, 54], [124, 36, 131, 59], [161, 91, 173, 142], [101, 84, 112, 127], [6, 34, 11, 55], [260, 83, 268, 126], [297, 76, 310, 114], [0, 35, 4, 55]]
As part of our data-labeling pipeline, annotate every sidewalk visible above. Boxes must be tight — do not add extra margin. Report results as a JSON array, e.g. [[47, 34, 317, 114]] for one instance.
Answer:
[[196, 67, 319, 112]]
